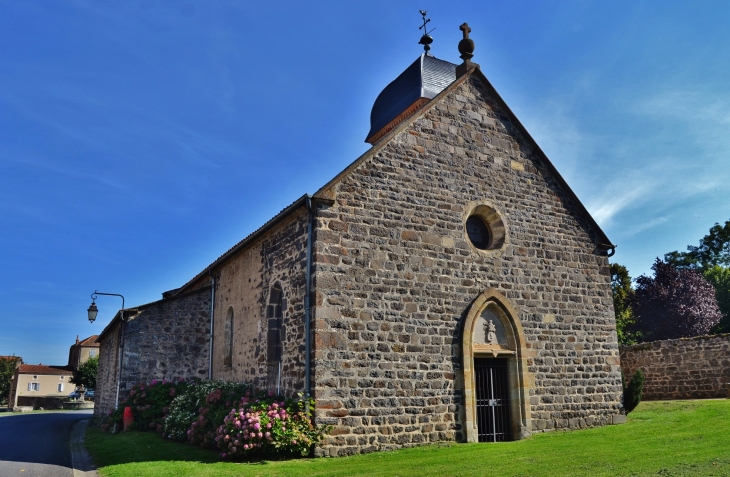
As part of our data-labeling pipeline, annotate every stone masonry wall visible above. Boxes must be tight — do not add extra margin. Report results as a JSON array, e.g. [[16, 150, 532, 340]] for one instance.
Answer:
[[120, 287, 212, 395], [620, 334, 730, 400], [95, 287, 212, 420], [311, 71, 623, 456], [211, 209, 309, 395], [95, 320, 120, 420]]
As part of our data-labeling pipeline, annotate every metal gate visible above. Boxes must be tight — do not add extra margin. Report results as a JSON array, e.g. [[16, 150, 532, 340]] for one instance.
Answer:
[[474, 357, 511, 442]]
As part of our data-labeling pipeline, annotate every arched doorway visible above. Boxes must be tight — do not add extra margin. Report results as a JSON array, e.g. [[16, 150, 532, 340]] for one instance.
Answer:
[[462, 289, 532, 442]]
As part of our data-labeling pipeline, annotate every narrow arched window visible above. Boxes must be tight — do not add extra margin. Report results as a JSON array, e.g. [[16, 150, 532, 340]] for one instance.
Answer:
[[224, 306, 234, 367], [267, 284, 285, 362]]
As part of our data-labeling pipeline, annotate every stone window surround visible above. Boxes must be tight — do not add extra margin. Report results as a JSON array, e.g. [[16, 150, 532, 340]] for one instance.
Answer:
[[223, 306, 234, 367], [266, 283, 285, 364], [462, 288, 532, 442], [462, 201, 508, 255]]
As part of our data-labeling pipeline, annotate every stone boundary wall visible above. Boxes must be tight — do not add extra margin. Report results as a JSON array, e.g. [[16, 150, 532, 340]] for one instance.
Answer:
[[16, 396, 66, 410], [620, 334, 730, 401]]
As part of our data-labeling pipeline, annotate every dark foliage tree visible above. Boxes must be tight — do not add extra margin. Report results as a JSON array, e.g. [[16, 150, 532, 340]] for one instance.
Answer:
[[610, 263, 638, 344], [0, 356, 22, 406], [622, 369, 644, 414], [703, 265, 730, 334], [70, 355, 98, 390], [631, 259, 722, 341], [665, 219, 730, 270]]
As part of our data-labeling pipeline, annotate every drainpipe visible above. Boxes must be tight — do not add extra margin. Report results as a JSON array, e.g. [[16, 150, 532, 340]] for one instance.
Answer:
[[304, 196, 314, 397], [208, 272, 216, 380], [115, 308, 125, 409]]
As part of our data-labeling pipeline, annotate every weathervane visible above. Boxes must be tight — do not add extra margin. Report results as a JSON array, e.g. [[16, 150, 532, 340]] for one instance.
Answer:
[[418, 10, 435, 53]]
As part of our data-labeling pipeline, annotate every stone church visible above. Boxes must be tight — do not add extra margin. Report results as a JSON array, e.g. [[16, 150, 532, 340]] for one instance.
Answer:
[[96, 23, 624, 456]]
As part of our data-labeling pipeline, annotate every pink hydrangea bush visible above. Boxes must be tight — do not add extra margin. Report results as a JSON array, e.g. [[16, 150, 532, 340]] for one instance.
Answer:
[[186, 383, 251, 448], [216, 393, 329, 459]]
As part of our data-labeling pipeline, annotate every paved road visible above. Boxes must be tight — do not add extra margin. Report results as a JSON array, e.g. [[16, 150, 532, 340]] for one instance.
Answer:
[[0, 410, 93, 477]]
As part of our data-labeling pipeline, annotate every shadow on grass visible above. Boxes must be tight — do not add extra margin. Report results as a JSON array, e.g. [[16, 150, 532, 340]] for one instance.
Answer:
[[85, 428, 291, 468], [85, 428, 221, 466]]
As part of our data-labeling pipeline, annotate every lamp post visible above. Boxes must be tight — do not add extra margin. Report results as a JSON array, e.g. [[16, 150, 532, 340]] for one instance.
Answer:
[[88, 291, 125, 409]]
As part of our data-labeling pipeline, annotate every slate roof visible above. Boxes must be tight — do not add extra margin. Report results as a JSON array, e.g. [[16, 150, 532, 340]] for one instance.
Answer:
[[18, 364, 71, 375], [366, 54, 456, 142]]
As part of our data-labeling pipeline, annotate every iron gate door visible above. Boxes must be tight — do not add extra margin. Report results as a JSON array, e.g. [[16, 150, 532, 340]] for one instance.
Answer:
[[474, 357, 511, 442]]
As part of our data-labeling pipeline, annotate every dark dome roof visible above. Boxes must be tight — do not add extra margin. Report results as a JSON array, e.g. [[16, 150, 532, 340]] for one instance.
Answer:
[[366, 54, 457, 142]]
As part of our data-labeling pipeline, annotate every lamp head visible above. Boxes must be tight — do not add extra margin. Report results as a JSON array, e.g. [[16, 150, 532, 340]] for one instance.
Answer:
[[87, 301, 98, 323]]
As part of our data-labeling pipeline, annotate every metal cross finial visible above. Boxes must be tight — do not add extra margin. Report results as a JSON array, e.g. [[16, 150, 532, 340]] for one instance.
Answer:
[[460, 23, 471, 39], [418, 10, 435, 53]]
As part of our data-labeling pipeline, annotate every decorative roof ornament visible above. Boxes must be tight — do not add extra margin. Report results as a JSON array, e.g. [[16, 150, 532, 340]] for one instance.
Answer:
[[418, 10, 435, 54], [456, 22, 480, 77]]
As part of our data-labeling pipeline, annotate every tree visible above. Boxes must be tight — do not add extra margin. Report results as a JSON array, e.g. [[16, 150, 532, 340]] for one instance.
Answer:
[[703, 265, 730, 334], [70, 355, 98, 390], [631, 259, 722, 341], [622, 369, 644, 414], [610, 263, 638, 344], [0, 356, 22, 406], [665, 219, 730, 270]]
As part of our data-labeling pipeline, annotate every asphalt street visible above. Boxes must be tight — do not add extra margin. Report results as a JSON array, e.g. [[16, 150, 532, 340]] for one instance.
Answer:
[[0, 410, 93, 477]]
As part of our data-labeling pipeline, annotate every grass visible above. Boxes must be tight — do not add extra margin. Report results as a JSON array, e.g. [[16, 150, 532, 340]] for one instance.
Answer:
[[85, 399, 730, 477]]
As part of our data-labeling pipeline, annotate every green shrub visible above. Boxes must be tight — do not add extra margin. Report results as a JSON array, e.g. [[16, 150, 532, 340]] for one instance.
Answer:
[[623, 369, 645, 414], [103, 378, 190, 434], [164, 380, 251, 442], [216, 393, 330, 459]]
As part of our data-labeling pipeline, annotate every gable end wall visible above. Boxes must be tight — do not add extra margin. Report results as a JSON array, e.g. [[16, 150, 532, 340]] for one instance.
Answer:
[[312, 73, 622, 456]]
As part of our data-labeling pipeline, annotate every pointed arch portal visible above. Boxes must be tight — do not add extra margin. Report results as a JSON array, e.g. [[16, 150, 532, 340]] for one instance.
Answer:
[[462, 288, 532, 442]]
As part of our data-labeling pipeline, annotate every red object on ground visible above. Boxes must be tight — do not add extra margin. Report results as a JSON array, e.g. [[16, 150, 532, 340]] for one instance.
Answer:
[[122, 406, 134, 431]]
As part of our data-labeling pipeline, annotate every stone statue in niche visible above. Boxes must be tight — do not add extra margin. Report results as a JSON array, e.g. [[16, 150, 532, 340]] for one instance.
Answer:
[[485, 319, 497, 344], [473, 307, 509, 348]]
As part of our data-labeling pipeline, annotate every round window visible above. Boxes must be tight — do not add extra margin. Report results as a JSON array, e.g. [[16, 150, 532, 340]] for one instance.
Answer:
[[464, 204, 507, 252], [466, 216, 491, 250]]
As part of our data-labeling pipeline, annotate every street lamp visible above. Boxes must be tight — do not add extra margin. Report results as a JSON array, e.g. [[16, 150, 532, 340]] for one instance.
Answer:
[[87, 291, 124, 323], [87, 290, 125, 408]]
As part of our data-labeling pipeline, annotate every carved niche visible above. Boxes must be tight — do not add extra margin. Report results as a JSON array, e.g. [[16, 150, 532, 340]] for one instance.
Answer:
[[472, 306, 513, 355]]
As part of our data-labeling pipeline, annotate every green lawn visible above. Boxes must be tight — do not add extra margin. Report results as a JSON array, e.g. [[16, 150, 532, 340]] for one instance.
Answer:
[[85, 400, 730, 477]]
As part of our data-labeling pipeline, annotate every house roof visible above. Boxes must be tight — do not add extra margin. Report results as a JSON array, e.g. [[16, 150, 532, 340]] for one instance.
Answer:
[[76, 335, 100, 347], [18, 364, 71, 376]]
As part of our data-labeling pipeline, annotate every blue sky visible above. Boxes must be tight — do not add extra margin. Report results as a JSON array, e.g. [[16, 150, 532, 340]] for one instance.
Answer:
[[1, 1, 729, 365]]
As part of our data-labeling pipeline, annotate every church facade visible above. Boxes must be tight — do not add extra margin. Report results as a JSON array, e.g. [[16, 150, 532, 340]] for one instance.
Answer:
[[97, 24, 624, 456]]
